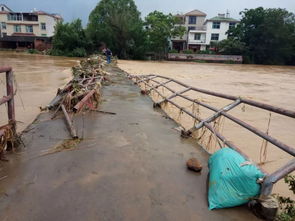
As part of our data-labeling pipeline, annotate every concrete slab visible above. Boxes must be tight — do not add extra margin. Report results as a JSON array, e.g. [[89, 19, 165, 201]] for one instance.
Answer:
[[0, 66, 260, 221]]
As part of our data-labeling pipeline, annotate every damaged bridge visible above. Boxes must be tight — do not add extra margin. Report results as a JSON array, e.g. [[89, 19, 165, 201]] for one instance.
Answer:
[[0, 66, 260, 221]]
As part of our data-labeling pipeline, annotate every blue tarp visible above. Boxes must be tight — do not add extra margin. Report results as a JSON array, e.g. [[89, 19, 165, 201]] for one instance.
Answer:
[[208, 148, 265, 210]]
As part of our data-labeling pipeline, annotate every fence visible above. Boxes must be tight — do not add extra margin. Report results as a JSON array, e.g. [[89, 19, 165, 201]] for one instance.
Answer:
[[0, 66, 16, 151], [168, 53, 243, 63], [128, 73, 295, 198]]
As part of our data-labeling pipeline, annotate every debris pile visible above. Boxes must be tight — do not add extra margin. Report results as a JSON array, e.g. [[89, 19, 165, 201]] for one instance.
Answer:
[[46, 55, 110, 138]]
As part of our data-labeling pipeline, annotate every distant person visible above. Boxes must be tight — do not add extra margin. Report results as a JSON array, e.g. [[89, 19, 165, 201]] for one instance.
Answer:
[[103, 48, 112, 64]]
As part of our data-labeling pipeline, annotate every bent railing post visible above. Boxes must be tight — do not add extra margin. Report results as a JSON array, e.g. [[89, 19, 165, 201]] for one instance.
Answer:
[[0, 66, 16, 150], [260, 158, 295, 197]]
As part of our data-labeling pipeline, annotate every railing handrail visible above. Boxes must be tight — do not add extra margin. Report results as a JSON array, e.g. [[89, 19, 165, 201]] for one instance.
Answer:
[[129, 73, 295, 197], [141, 74, 295, 118], [0, 66, 15, 133]]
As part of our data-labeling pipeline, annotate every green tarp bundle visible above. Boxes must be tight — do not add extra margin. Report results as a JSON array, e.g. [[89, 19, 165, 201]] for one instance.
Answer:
[[208, 148, 265, 210]]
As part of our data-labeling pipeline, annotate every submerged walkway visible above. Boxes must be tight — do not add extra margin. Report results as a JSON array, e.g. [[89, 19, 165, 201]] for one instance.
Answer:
[[0, 66, 259, 221]]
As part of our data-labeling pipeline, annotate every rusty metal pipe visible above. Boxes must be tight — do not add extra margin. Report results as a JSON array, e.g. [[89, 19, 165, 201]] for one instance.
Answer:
[[0, 66, 12, 73], [0, 95, 12, 105], [260, 158, 295, 196], [143, 74, 295, 118]]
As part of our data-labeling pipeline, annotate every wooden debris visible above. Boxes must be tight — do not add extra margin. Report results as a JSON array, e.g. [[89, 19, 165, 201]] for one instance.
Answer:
[[48, 55, 108, 138]]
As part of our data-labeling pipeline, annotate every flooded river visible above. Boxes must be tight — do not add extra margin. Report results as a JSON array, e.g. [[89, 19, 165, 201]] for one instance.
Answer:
[[0, 53, 294, 199], [0, 51, 78, 132], [118, 60, 295, 198]]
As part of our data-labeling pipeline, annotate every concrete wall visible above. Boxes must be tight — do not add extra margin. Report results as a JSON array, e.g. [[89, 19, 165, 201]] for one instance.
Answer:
[[168, 53, 243, 63]]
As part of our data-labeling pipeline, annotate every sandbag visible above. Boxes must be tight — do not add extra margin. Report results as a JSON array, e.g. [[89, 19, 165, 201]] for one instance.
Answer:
[[208, 148, 265, 210]]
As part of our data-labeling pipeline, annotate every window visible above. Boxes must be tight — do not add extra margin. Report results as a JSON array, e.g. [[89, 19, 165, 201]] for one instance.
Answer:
[[212, 22, 220, 29], [8, 13, 22, 21], [13, 25, 21, 33], [211, 33, 219, 41], [1, 6, 4, 11], [41, 23, 46, 30], [194, 33, 201, 40], [229, 22, 236, 29], [188, 26, 196, 31], [1, 22, 6, 30], [189, 16, 197, 24], [26, 25, 33, 33]]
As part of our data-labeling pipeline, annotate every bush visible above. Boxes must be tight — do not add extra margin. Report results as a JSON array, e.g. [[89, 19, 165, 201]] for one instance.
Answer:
[[27, 49, 39, 54], [169, 49, 178, 53], [71, 48, 87, 57], [275, 175, 295, 221], [182, 49, 194, 54]]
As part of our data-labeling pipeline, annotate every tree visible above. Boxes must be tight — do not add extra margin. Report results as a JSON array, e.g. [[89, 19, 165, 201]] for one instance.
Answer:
[[51, 19, 88, 57], [229, 7, 295, 65], [217, 38, 246, 55], [145, 11, 186, 59], [87, 0, 146, 59]]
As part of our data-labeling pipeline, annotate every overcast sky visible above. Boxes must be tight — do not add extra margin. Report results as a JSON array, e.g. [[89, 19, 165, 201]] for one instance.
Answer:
[[2, 0, 295, 25]]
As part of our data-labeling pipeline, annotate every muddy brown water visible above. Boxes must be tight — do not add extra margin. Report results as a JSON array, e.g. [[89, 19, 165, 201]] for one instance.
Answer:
[[0, 52, 293, 199], [0, 51, 78, 132], [118, 60, 295, 199]]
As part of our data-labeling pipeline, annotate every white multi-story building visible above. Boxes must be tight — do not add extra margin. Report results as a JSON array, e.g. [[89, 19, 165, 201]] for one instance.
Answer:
[[171, 9, 207, 52], [0, 4, 62, 50], [204, 13, 239, 46], [172, 11, 239, 52]]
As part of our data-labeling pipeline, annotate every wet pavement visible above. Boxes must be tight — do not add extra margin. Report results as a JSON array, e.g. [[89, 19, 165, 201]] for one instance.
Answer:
[[0, 66, 259, 221]]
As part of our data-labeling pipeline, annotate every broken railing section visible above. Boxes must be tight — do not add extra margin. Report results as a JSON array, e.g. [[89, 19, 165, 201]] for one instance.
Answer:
[[46, 56, 109, 139], [0, 66, 16, 154], [128, 73, 295, 199]]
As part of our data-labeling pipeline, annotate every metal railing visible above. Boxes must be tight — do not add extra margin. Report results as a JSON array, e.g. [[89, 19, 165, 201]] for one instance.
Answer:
[[0, 66, 16, 149], [129, 73, 295, 198]]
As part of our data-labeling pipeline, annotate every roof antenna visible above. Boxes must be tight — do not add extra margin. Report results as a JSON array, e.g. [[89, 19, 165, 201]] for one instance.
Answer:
[[226, 10, 230, 18]]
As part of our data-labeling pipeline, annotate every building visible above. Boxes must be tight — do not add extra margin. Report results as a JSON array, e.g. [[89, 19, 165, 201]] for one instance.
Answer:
[[172, 10, 239, 52], [0, 4, 62, 50], [171, 9, 207, 52], [204, 13, 239, 46]]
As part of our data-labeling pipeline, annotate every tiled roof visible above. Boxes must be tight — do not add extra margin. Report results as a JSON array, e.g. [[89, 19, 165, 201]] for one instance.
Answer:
[[206, 16, 239, 22], [0, 4, 13, 12], [185, 10, 207, 16]]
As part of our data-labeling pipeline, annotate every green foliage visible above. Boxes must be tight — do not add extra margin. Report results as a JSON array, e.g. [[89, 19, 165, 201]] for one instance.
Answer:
[[145, 11, 186, 59], [182, 49, 194, 54], [27, 49, 39, 54], [169, 49, 178, 53], [87, 0, 146, 59], [229, 7, 295, 65], [275, 175, 295, 221], [217, 38, 246, 55], [51, 19, 88, 57]]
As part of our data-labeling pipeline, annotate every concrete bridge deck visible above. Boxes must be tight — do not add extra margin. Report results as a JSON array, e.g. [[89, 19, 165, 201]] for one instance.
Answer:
[[0, 66, 259, 221]]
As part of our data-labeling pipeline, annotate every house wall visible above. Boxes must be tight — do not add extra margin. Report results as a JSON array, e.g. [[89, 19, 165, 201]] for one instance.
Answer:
[[205, 21, 230, 45], [184, 15, 206, 30], [0, 13, 59, 37], [188, 32, 206, 44]]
